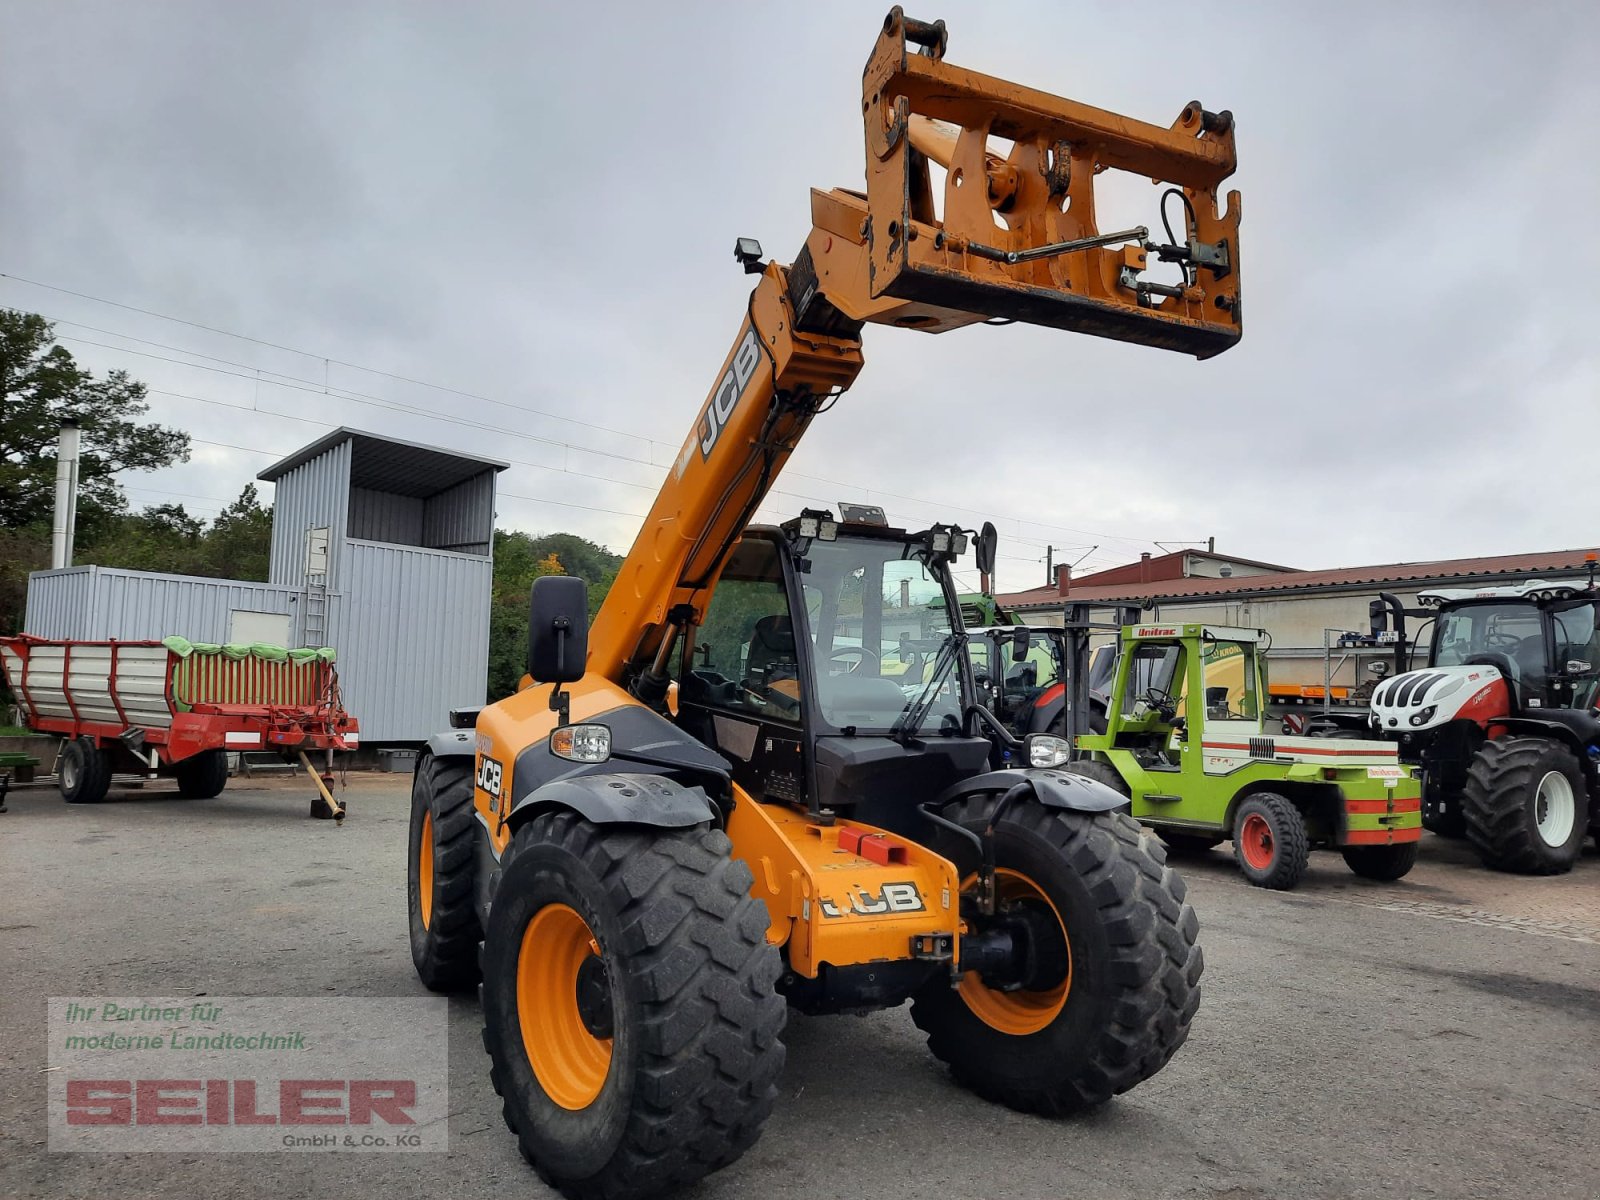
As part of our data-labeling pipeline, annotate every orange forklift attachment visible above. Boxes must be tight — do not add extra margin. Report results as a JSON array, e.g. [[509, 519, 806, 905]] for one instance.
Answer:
[[849, 6, 1241, 357]]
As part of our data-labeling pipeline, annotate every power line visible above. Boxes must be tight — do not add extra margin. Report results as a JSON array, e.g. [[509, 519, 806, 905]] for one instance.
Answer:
[[9, 277, 1209, 557]]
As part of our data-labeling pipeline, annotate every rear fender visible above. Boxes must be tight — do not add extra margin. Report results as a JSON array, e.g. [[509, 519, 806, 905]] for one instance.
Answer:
[[932, 768, 1127, 815], [505, 773, 718, 833]]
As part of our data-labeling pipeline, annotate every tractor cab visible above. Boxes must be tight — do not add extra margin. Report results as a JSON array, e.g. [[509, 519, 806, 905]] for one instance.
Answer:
[[674, 512, 1005, 837], [1094, 622, 1267, 772], [965, 625, 1067, 736]]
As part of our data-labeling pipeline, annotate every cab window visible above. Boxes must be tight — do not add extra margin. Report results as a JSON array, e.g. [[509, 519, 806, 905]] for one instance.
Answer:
[[689, 539, 800, 723]]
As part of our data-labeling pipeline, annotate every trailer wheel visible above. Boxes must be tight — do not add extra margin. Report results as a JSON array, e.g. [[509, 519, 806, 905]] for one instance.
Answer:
[[909, 797, 1201, 1115], [407, 754, 482, 992], [481, 811, 785, 1200], [1341, 842, 1418, 881], [60, 738, 111, 805], [1231, 793, 1309, 889], [1462, 737, 1587, 875], [174, 749, 229, 799]]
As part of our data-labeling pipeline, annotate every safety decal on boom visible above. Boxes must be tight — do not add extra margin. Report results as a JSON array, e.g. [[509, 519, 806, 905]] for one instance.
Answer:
[[819, 882, 926, 918], [676, 326, 763, 478]]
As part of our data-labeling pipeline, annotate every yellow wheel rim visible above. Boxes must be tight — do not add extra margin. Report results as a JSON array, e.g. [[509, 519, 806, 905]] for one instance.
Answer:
[[418, 811, 435, 929], [958, 868, 1072, 1036], [517, 903, 613, 1110]]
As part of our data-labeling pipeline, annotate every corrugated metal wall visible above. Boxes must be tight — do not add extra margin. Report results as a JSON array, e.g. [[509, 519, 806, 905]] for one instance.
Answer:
[[348, 487, 424, 545], [268, 437, 351, 588], [23, 567, 316, 645], [332, 540, 491, 738], [422, 472, 495, 554]]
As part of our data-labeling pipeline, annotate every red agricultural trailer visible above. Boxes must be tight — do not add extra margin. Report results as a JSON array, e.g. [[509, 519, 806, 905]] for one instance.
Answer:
[[0, 635, 358, 809]]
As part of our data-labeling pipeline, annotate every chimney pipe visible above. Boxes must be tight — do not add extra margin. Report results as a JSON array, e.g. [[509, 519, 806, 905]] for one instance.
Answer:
[[1139, 551, 1151, 583], [51, 418, 82, 570], [1055, 564, 1071, 596]]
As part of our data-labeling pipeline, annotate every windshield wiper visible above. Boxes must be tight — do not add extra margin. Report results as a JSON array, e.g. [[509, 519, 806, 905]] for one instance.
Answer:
[[891, 631, 964, 745]]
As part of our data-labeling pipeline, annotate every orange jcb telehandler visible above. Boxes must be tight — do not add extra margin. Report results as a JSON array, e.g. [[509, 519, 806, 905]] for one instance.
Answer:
[[407, 10, 1241, 1197]]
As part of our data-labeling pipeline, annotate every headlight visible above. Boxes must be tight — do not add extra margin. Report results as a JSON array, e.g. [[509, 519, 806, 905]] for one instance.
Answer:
[[550, 723, 612, 763], [1409, 706, 1436, 727], [1026, 734, 1072, 768]]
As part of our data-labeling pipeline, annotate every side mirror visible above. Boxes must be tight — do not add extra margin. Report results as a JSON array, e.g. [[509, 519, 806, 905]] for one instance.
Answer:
[[975, 521, 997, 582], [1011, 627, 1031, 663], [528, 576, 589, 684]]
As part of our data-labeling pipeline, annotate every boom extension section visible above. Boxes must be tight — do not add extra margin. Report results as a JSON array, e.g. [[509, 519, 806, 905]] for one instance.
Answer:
[[591, 5, 1243, 686]]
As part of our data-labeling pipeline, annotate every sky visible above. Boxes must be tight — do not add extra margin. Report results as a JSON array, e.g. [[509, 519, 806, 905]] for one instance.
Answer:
[[3, 0, 1598, 597]]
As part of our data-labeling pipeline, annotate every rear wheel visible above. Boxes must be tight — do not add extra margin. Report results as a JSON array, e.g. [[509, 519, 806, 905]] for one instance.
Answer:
[[482, 811, 785, 1200], [174, 749, 229, 799], [1462, 737, 1587, 874], [909, 797, 1202, 1114], [1341, 842, 1419, 881], [1231, 794, 1309, 890], [407, 754, 482, 992], [59, 738, 110, 804]]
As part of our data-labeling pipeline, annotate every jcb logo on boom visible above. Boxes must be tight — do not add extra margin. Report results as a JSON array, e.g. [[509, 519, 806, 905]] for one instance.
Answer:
[[476, 756, 503, 799], [819, 882, 925, 919], [678, 327, 762, 477]]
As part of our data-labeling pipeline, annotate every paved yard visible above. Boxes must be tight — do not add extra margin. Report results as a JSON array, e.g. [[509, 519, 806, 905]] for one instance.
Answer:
[[2, 773, 1596, 1200]]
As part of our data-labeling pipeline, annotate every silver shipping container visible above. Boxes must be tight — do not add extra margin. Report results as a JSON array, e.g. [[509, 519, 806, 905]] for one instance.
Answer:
[[24, 428, 507, 742]]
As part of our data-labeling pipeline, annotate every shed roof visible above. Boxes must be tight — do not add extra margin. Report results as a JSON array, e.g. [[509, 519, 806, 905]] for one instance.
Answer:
[[258, 428, 509, 498], [999, 546, 1600, 609]]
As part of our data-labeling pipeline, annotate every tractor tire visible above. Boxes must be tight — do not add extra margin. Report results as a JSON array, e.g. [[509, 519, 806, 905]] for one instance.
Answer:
[[59, 738, 111, 805], [1462, 737, 1587, 875], [407, 755, 482, 992], [1341, 842, 1419, 881], [1230, 793, 1309, 890], [1420, 776, 1467, 839], [1063, 757, 1130, 810], [482, 810, 785, 1200], [1161, 831, 1225, 856], [174, 749, 229, 799], [909, 797, 1202, 1115]]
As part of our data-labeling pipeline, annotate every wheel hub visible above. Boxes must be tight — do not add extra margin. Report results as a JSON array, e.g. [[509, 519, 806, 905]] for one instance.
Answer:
[[574, 954, 614, 1039], [1533, 770, 1576, 848]]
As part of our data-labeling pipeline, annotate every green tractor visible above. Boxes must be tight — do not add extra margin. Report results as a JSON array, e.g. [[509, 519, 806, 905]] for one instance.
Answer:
[[1065, 621, 1424, 889]]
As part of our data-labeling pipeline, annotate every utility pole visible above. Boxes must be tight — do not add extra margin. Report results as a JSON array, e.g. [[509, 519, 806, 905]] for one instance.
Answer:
[[1045, 545, 1054, 587]]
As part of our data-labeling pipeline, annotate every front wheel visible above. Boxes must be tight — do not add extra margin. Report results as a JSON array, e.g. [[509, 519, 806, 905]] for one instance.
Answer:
[[909, 798, 1202, 1115], [174, 749, 229, 799], [481, 811, 785, 1200], [1231, 794, 1309, 890], [1342, 842, 1419, 881]]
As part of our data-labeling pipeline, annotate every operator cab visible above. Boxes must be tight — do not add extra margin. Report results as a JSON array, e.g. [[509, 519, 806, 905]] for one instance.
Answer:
[[1427, 593, 1600, 712], [674, 514, 994, 837], [1108, 626, 1265, 772]]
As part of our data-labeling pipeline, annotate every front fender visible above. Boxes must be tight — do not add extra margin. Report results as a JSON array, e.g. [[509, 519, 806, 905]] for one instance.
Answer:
[[507, 773, 717, 832], [424, 729, 476, 761], [932, 767, 1128, 814]]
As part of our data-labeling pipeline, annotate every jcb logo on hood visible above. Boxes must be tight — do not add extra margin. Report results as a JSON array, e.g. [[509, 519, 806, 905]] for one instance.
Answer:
[[819, 882, 925, 919]]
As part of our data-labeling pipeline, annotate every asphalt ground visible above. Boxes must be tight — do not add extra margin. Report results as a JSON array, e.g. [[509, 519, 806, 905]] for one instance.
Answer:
[[2, 773, 1597, 1200]]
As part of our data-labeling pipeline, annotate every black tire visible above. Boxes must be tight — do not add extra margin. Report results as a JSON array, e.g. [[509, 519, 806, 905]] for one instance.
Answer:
[[1160, 830, 1225, 855], [174, 749, 229, 799], [59, 737, 111, 804], [407, 754, 482, 992], [908, 797, 1202, 1115], [1230, 793, 1309, 890], [482, 811, 785, 1200], [1341, 842, 1419, 881], [1462, 737, 1588, 875], [1063, 757, 1131, 811], [1420, 775, 1467, 839]]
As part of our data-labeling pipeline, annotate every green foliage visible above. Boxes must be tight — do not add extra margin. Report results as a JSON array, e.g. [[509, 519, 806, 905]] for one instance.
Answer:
[[487, 530, 623, 700], [76, 484, 274, 581]]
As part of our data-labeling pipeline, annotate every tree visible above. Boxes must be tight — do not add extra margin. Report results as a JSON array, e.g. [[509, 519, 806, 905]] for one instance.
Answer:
[[486, 531, 623, 699], [1, 309, 191, 541]]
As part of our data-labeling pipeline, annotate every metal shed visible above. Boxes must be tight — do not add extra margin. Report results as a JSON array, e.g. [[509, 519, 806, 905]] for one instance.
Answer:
[[23, 428, 507, 742]]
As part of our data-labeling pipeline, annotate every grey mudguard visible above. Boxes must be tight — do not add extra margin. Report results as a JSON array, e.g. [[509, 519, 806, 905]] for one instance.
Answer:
[[933, 768, 1128, 814], [508, 773, 716, 830], [425, 728, 477, 760]]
